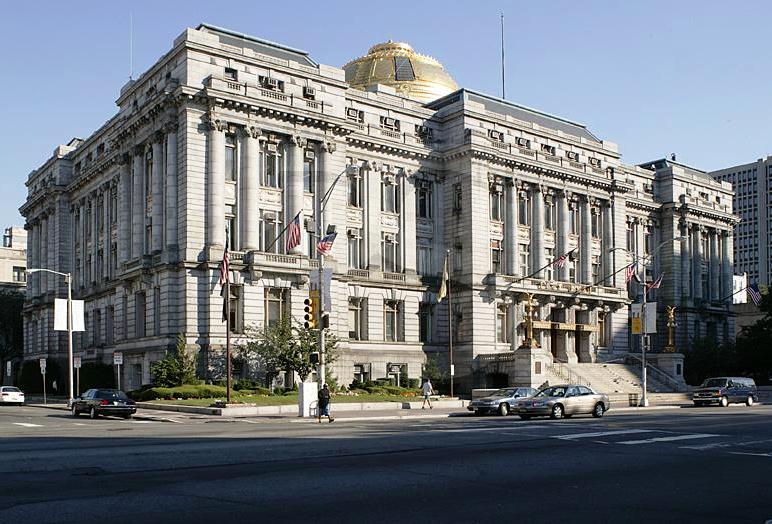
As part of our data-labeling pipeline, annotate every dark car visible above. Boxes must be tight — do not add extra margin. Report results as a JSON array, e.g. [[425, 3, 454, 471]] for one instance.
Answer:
[[71, 389, 137, 419], [692, 377, 758, 407], [467, 387, 537, 416]]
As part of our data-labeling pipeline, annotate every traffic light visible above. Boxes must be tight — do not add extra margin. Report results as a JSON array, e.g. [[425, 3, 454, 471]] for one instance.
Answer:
[[321, 313, 330, 329], [310, 352, 320, 364], [303, 295, 318, 329]]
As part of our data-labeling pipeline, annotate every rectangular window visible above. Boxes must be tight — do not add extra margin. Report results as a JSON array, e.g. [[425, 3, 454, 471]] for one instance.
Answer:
[[644, 226, 652, 255], [382, 177, 399, 213], [110, 188, 118, 223], [545, 248, 554, 280], [225, 134, 237, 182], [490, 239, 502, 274], [263, 146, 282, 188], [348, 229, 363, 269], [592, 256, 601, 283], [153, 288, 161, 337], [518, 243, 530, 277], [303, 152, 315, 193], [94, 309, 102, 347], [12, 266, 26, 282], [626, 221, 635, 251], [264, 288, 287, 328], [454, 240, 463, 272], [419, 303, 433, 343], [381, 233, 400, 273], [569, 205, 579, 234], [544, 197, 555, 231], [569, 258, 577, 282], [384, 300, 403, 342], [229, 285, 243, 334], [417, 181, 433, 219], [417, 245, 433, 276], [453, 183, 462, 213], [348, 297, 366, 340], [518, 192, 529, 225], [122, 295, 128, 341], [591, 209, 600, 238], [106, 306, 114, 346], [135, 292, 146, 338], [597, 312, 607, 347], [224, 67, 238, 80], [490, 189, 503, 221], [496, 306, 508, 343], [348, 169, 363, 207], [97, 197, 104, 233], [380, 117, 400, 131], [260, 211, 283, 253], [145, 151, 153, 201]]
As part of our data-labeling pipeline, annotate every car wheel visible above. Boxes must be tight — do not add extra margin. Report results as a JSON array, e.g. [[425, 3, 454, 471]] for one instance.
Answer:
[[71, 406, 80, 417], [498, 403, 510, 416], [592, 403, 605, 418], [89, 407, 98, 419], [693, 401, 704, 407], [746, 396, 754, 407], [550, 404, 564, 420], [123, 414, 133, 420], [519, 415, 532, 420], [719, 396, 729, 407], [473, 409, 482, 416]]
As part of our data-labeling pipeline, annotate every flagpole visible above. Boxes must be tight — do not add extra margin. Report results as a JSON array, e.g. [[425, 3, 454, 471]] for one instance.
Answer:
[[718, 284, 750, 304], [225, 227, 232, 404], [264, 211, 301, 254], [446, 250, 454, 398]]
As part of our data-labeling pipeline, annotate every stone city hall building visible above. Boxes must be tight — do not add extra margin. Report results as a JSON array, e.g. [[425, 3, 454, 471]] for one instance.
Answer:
[[20, 24, 738, 392]]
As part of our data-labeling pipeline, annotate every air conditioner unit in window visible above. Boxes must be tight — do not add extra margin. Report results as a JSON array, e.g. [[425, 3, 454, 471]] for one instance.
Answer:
[[384, 234, 395, 242], [264, 77, 279, 89], [304, 150, 315, 160], [383, 175, 396, 185], [415, 125, 430, 136], [589, 157, 601, 167], [488, 129, 504, 141], [346, 107, 360, 119], [263, 211, 277, 221], [302, 86, 316, 99], [346, 165, 361, 176], [383, 117, 396, 127], [516, 137, 530, 148], [567, 151, 579, 161], [490, 182, 504, 193], [347, 228, 360, 237], [266, 143, 278, 153]]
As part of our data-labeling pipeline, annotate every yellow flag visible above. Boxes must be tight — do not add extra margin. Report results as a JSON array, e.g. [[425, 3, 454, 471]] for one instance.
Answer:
[[438, 255, 448, 301]]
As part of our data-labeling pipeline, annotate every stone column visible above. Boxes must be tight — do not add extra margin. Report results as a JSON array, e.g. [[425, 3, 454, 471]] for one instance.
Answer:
[[91, 194, 98, 283], [366, 162, 381, 269], [79, 201, 86, 285], [286, 135, 306, 255], [132, 145, 144, 258], [721, 230, 732, 299], [680, 222, 690, 297], [40, 216, 48, 294], [118, 154, 131, 265], [103, 188, 110, 279], [47, 212, 56, 292], [402, 170, 417, 274], [557, 190, 570, 281], [602, 201, 612, 286], [164, 123, 178, 252], [709, 229, 719, 301], [151, 132, 164, 253], [240, 126, 261, 251], [504, 180, 517, 275], [692, 225, 703, 300], [530, 185, 545, 277], [580, 196, 592, 284], [206, 118, 225, 253]]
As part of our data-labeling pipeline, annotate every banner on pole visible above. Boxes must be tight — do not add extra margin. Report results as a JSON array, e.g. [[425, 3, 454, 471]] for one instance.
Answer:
[[644, 302, 658, 334], [54, 299, 86, 331], [6, 361, 10, 377], [630, 304, 642, 335]]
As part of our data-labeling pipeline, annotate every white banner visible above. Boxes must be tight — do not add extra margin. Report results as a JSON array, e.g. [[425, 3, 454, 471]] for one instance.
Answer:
[[54, 299, 86, 331], [6, 361, 10, 377], [644, 302, 658, 333]]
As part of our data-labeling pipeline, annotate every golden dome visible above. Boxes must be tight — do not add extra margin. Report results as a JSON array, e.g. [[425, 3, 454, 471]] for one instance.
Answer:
[[343, 41, 459, 104]]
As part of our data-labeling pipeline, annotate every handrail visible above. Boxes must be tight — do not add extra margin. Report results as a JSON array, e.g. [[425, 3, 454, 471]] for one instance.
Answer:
[[624, 354, 683, 390], [546, 361, 593, 388]]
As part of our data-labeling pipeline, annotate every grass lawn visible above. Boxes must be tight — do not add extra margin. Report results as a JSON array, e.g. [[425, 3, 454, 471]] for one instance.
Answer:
[[146, 392, 423, 407]]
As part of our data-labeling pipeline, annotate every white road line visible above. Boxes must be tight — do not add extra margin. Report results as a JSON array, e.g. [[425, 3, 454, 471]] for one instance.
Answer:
[[618, 434, 718, 445], [12, 422, 43, 427], [729, 451, 772, 458], [130, 420, 154, 424], [681, 438, 772, 451], [553, 429, 655, 440]]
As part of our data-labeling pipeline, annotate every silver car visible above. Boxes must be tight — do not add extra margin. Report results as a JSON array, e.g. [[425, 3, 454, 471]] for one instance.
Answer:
[[467, 387, 537, 416], [516, 384, 610, 420]]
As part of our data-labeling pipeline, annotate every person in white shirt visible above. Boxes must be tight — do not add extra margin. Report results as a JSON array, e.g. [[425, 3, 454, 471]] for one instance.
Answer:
[[421, 379, 434, 409]]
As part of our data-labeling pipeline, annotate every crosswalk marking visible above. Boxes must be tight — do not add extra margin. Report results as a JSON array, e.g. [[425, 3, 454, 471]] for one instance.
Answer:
[[12, 422, 43, 427], [554, 429, 655, 440], [681, 438, 772, 451], [618, 434, 718, 445], [729, 451, 772, 458]]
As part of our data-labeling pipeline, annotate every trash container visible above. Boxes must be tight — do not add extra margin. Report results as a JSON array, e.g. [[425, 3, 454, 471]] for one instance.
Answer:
[[628, 393, 639, 407]]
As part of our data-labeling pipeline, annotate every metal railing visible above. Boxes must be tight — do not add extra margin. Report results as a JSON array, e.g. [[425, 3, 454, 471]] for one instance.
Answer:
[[546, 360, 593, 388], [624, 354, 685, 391]]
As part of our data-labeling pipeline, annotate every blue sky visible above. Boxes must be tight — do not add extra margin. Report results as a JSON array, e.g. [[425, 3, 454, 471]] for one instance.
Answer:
[[3, 0, 770, 228]]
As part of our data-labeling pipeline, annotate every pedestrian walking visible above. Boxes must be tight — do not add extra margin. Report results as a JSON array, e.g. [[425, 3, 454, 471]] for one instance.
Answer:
[[421, 378, 434, 409], [317, 384, 334, 423]]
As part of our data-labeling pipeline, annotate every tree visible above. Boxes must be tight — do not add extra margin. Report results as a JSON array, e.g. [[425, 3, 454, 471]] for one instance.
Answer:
[[0, 289, 24, 385], [422, 353, 450, 394], [242, 317, 339, 385], [149, 334, 197, 388]]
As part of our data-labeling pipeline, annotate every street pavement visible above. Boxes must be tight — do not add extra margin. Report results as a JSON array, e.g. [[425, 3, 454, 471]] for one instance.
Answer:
[[1, 404, 771, 523]]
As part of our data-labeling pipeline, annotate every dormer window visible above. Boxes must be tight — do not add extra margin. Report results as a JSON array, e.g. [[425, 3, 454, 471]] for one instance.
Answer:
[[346, 108, 364, 123], [488, 129, 504, 142], [516, 137, 531, 148], [224, 67, 238, 81], [541, 144, 556, 156]]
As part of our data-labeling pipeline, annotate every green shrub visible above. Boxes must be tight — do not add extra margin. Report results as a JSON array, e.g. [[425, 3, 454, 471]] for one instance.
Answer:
[[130, 384, 229, 401]]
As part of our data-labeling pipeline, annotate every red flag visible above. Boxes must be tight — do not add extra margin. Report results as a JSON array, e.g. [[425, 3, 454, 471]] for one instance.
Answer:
[[285, 212, 301, 252]]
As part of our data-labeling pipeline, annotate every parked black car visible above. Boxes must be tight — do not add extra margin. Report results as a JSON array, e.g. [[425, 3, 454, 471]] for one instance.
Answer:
[[71, 389, 137, 419], [692, 377, 758, 407]]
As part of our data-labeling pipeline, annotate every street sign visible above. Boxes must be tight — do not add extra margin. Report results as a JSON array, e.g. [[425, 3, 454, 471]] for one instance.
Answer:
[[74, 356, 81, 369], [450, 364, 455, 376], [6, 361, 10, 377], [39, 358, 46, 374], [630, 304, 642, 335], [113, 352, 123, 366]]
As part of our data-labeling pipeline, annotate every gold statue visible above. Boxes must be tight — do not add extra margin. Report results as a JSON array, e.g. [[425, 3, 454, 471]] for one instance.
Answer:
[[520, 293, 540, 348], [663, 305, 676, 352]]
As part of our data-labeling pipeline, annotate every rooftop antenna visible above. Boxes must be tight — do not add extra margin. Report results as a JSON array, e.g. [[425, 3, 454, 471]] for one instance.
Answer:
[[500, 12, 506, 99], [129, 13, 134, 80]]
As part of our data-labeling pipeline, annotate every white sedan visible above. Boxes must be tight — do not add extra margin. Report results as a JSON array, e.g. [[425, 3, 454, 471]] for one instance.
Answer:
[[0, 386, 25, 406]]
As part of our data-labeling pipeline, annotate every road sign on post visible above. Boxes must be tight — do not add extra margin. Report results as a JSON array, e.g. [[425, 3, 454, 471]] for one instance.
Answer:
[[39, 358, 47, 405], [114, 352, 122, 391], [74, 356, 81, 369], [74, 356, 82, 396]]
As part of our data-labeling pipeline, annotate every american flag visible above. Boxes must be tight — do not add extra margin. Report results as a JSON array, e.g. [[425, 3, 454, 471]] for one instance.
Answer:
[[285, 212, 301, 252], [625, 262, 637, 283], [646, 273, 664, 290], [748, 283, 762, 306], [552, 249, 573, 268], [316, 232, 338, 256], [218, 233, 230, 287]]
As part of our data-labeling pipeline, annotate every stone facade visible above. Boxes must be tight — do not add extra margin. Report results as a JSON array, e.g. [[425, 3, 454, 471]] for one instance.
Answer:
[[19, 24, 738, 392]]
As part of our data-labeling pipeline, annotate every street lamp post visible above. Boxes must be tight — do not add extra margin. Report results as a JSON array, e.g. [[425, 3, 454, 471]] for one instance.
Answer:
[[611, 236, 685, 408], [26, 268, 74, 404]]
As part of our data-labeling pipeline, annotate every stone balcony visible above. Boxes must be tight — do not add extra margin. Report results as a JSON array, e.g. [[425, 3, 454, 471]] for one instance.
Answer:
[[204, 76, 330, 115], [487, 273, 627, 302]]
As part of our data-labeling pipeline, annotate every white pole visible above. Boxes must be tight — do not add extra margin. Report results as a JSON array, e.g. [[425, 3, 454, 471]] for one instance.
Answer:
[[67, 273, 74, 404], [318, 206, 326, 388], [640, 264, 649, 407]]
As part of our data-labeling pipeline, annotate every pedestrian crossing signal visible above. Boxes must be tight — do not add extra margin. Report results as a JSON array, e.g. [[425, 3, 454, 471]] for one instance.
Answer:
[[304, 297, 317, 329]]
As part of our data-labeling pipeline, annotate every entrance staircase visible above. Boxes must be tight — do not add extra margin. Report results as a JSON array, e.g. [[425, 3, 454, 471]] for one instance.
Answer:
[[544, 361, 685, 394]]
